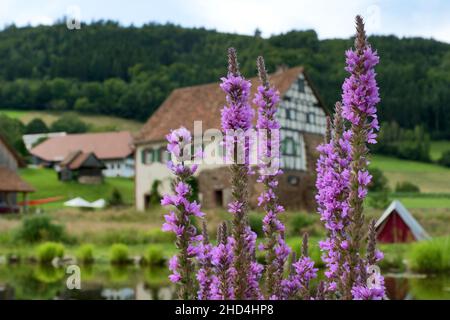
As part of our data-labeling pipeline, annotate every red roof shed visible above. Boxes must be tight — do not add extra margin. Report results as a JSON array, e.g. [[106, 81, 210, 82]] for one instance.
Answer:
[[375, 200, 430, 243]]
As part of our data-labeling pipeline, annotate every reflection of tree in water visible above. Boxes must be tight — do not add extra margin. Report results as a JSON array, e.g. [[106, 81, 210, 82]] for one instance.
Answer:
[[0, 265, 63, 299], [142, 267, 174, 299], [385, 275, 450, 300], [385, 276, 409, 300], [108, 265, 130, 283], [34, 265, 65, 283]]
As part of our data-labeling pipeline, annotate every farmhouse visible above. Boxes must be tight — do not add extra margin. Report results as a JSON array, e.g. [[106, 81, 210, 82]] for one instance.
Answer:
[[134, 66, 328, 211], [0, 134, 35, 213], [30, 131, 135, 178]]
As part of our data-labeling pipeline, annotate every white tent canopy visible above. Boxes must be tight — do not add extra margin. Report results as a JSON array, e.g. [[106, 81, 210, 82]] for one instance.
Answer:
[[375, 200, 431, 241], [64, 197, 106, 209]]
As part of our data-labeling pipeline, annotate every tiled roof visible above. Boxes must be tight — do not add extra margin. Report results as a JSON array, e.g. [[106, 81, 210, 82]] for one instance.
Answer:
[[0, 166, 35, 192], [61, 151, 104, 170], [136, 66, 326, 143], [30, 131, 134, 162]]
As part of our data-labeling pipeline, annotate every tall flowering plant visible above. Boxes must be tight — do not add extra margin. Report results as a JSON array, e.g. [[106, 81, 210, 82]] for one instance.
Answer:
[[316, 102, 353, 297], [161, 127, 204, 299], [161, 15, 385, 301], [219, 48, 257, 299], [254, 56, 290, 298], [341, 15, 384, 298]]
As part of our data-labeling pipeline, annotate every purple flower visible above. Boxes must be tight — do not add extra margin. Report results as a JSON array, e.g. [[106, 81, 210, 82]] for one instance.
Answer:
[[357, 171, 372, 186], [315, 120, 352, 295], [338, 15, 383, 299], [351, 270, 385, 300], [281, 256, 318, 299], [161, 126, 204, 299], [211, 236, 236, 300], [166, 127, 192, 160], [220, 75, 253, 132], [254, 56, 289, 299]]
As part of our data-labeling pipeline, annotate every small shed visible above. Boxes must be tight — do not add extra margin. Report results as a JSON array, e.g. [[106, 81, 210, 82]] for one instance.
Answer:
[[58, 150, 105, 184], [375, 200, 430, 243]]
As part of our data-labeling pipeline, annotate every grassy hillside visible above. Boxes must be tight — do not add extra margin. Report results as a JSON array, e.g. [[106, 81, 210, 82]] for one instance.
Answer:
[[371, 155, 450, 193], [370, 154, 450, 209], [430, 140, 450, 161], [0, 109, 143, 133], [19, 168, 134, 209]]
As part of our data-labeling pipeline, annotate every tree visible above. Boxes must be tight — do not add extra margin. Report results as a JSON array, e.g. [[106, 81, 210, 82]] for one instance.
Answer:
[[50, 114, 88, 133], [0, 114, 27, 156], [25, 118, 49, 134], [73, 97, 93, 113], [108, 188, 124, 207], [439, 150, 450, 168], [0, 22, 447, 136]]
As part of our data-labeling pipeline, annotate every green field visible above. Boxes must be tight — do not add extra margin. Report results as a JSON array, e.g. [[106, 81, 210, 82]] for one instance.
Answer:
[[370, 155, 450, 194], [369, 154, 450, 209], [0, 109, 143, 133], [19, 168, 134, 209], [430, 140, 450, 161]]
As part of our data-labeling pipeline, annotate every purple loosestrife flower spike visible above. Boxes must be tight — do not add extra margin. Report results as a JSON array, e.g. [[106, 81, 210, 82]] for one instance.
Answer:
[[197, 220, 218, 300], [281, 253, 318, 299], [220, 48, 254, 299], [161, 127, 204, 299], [212, 222, 235, 300], [366, 219, 377, 266], [350, 219, 386, 300], [280, 233, 317, 300], [255, 56, 288, 299], [316, 101, 353, 298], [341, 15, 380, 298], [315, 281, 326, 300]]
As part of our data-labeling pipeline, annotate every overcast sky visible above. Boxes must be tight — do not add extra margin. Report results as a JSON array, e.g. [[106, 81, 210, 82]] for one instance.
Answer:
[[0, 0, 449, 43]]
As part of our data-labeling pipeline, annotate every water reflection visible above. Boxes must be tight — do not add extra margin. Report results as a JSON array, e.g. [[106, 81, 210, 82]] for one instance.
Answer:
[[0, 264, 448, 300]]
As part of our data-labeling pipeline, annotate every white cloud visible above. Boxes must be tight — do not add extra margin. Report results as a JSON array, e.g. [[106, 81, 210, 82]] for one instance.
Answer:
[[0, 0, 448, 43], [15, 14, 54, 27], [182, 0, 377, 38]]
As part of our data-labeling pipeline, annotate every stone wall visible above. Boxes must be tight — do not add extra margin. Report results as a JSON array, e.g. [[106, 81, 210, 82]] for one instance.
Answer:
[[198, 132, 323, 212]]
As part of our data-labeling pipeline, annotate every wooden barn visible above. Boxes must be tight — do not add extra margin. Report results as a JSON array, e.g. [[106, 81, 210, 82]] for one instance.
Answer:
[[375, 200, 430, 243], [58, 150, 106, 184]]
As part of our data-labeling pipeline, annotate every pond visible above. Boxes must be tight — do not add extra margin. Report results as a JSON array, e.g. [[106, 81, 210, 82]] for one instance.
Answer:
[[0, 264, 448, 300]]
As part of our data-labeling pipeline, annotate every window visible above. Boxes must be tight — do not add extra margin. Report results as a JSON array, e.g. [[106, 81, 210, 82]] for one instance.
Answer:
[[297, 79, 305, 93], [286, 109, 295, 120], [287, 175, 300, 186], [306, 112, 315, 124], [282, 137, 297, 156], [141, 148, 155, 164], [214, 190, 224, 207], [160, 148, 169, 163]]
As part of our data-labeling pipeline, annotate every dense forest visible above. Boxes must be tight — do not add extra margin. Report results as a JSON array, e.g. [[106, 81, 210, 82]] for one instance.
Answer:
[[0, 21, 449, 138]]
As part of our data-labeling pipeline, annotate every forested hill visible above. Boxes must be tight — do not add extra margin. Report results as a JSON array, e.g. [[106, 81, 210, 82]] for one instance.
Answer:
[[0, 21, 449, 138]]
